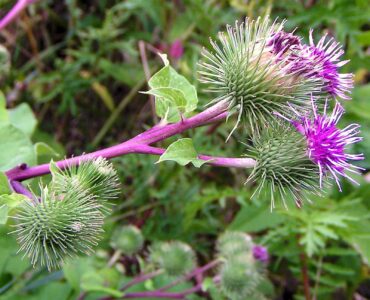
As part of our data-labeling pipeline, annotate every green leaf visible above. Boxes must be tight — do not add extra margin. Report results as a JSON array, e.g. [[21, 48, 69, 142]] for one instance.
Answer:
[[201, 277, 214, 292], [81, 269, 123, 297], [0, 172, 11, 194], [147, 54, 198, 122], [0, 91, 8, 125], [8, 103, 37, 137], [228, 202, 285, 232], [63, 257, 93, 291], [0, 204, 9, 225], [145, 87, 188, 122], [0, 193, 28, 224], [157, 138, 207, 168], [0, 124, 36, 172], [34, 142, 60, 159]]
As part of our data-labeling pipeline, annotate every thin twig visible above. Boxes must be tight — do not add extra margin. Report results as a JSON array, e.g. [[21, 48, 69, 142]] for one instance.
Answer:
[[91, 78, 147, 147], [298, 235, 311, 300], [107, 250, 122, 268], [139, 40, 157, 123], [121, 269, 164, 292], [312, 255, 323, 300]]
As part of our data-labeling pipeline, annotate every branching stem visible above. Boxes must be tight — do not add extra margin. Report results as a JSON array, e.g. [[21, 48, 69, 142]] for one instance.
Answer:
[[6, 101, 256, 190]]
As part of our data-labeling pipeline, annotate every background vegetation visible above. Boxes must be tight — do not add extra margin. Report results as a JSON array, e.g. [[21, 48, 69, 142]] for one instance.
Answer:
[[0, 0, 369, 299]]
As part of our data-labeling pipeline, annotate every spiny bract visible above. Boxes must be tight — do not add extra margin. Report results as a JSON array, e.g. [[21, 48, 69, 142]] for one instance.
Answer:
[[199, 16, 322, 133], [247, 121, 321, 209], [13, 186, 104, 271], [51, 157, 120, 215]]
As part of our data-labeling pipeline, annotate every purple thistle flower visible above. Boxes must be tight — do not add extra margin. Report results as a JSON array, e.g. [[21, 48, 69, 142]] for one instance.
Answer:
[[267, 29, 301, 57], [252, 245, 269, 263], [276, 97, 364, 191], [291, 30, 353, 99], [169, 39, 184, 60]]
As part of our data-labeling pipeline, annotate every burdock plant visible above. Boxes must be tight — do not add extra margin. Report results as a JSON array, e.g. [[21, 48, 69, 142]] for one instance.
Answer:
[[2, 14, 364, 273]]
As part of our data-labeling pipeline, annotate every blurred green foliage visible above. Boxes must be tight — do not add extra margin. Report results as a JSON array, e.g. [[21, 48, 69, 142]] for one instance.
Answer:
[[0, 0, 369, 299]]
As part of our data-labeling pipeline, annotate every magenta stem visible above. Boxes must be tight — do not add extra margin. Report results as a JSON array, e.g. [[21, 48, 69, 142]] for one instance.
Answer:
[[9, 180, 34, 199], [135, 145, 255, 168], [158, 259, 220, 292], [119, 270, 163, 292], [6, 101, 256, 183], [0, 0, 37, 30], [129, 100, 229, 145], [121, 276, 220, 299]]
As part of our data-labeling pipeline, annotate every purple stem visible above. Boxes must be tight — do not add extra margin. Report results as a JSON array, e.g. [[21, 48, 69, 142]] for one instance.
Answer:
[[100, 260, 220, 300], [9, 180, 34, 199], [121, 270, 163, 292], [6, 101, 255, 183], [158, 259, 220, 292], [129, 100, 229, 145], [121, 276, 220, 299], [135, 145, 256, 168], [0, 0, 38, 30]]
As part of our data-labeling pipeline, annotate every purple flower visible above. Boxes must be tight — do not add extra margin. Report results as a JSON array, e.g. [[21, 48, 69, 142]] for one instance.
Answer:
[[291, 30, 353, 99], [276, 97, 364, 190], [252, 245, 269, 263], [267, 30, 301, 57], [169, 40, 184, 60]]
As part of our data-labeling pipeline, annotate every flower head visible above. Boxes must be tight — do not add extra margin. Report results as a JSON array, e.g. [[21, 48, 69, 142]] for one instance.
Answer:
[[217, 231, 253, 259], [150, 241, 196, 276], [13, 186, 104, 270], [247, 120, 320, 209], [267, 29, 301, 57], [291, 30, 353, 99], [199, 17, 321, 133], [277, 97, 364, 190], [111, 225, 144, 256], [252, 245, 269, 263], [169, 39, 184, 59]]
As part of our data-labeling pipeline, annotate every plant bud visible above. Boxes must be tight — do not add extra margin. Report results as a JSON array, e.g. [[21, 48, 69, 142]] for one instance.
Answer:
[[111, 225, 144, 256], [220, 260, 261, 300], [13, 186, 104, 271], [150, 241, 196, 277], [217, 231, 253, 259], [247, 121, 320, 208]]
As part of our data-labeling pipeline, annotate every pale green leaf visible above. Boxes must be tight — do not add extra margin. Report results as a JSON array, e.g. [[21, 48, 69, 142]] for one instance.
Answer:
[[0, 124, 36, 172], [201, 277, 214, 292], [0, 193, 28, 224], [34, 142, 60, 158], [228, 202, 285, 232], [0, 205, 9, 225], [157, 138, 207, 168], [0, 172, 11, 194], [314, 225, 338, 240], [147, 54, 198, 122], [8, 103, 37, 137], [0, 91, 8, 125], [81, 270, 123, 297]]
